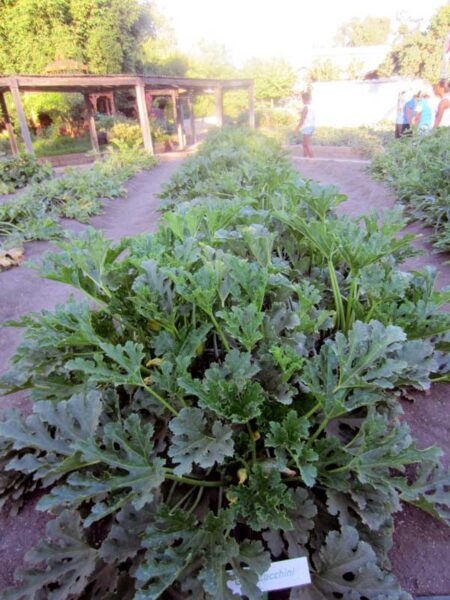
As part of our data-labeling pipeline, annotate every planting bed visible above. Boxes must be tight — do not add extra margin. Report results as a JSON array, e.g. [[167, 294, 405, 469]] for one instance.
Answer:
[[293, 150, 450, 597], [0, 131, 449, 599]]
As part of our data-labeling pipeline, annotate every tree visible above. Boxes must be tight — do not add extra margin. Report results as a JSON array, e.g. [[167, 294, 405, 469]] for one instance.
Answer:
[[309, 58, 342, 82], [378, 4, 450, 82], [241, 58, 297, 107], [187, 42, 237, 117], [335, 16, 391, 47], [0, 0, 154, 74], [141, 6, 188, 76]]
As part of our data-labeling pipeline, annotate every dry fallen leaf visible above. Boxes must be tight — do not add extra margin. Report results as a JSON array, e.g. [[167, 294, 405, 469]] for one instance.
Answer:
[[0, 247, 25, 270]]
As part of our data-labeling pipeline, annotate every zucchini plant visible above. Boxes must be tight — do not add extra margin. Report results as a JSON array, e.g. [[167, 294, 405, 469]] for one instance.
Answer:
[[370, 128, 450, 253], [1, 128, 449, 599]]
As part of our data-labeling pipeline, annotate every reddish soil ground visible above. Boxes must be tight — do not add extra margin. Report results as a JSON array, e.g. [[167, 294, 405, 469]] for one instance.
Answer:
[[293, 149, 450, 597], [1, 146, 449, 597]]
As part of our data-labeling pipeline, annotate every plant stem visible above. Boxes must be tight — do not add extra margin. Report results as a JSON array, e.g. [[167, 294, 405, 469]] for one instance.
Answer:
[[164, 473, 223, 487], [246, 422, 257, 463], [209, 312, 230, 352], [303, 401, 321, 420], [328, 258, 345, 332], [307, 417, 330, 445], [143, 383, 179, 416]]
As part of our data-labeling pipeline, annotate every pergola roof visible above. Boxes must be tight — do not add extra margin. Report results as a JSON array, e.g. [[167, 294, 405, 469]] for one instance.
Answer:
[[0, 74, 253, 94], [0, 74, 255, 157]]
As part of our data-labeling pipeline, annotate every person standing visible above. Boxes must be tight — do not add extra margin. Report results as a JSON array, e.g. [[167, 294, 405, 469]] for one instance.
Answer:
[[294, 91, 315, 158], [414, 92, 433, 131], [395, 90, 409, 138], [434, 81, 450, 127], [402, 91, 419, 135]]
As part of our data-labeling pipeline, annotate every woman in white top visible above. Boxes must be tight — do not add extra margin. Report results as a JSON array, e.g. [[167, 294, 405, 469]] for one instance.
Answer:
[[434, 80, 450, 127], [294, 91, 315, 158]]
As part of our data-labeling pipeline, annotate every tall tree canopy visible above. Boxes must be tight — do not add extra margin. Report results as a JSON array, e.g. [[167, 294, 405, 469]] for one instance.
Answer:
[[378, 4, 450, 82], [0, 0, 154, 74], [241, 57, 297, 105], [335, 16, 391, 47]]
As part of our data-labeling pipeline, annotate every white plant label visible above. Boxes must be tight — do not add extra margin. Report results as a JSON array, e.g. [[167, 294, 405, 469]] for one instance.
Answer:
[[227, 556, 311, 594]]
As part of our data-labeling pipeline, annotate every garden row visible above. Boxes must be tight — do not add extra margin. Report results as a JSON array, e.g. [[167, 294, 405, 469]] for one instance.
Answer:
[[1, 128, 450, 599], [371, 128, 450, 252], [0, 143, 156, 267]]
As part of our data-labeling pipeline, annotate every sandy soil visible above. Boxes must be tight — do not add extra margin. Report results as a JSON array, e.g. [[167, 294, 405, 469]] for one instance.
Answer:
[[293, 151, 450, 597], [1, 147, 450, 596]]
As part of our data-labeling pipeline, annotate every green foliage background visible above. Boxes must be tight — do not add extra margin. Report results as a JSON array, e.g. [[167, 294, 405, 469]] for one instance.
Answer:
[[378, 5, 450, 81]]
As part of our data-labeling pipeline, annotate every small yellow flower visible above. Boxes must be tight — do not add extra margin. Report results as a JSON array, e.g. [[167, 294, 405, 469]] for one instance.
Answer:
[[226, 492, 238, 505], [148, 319, 161, 332], [237, 468, 248, 485], [146, 357, 164, 368]]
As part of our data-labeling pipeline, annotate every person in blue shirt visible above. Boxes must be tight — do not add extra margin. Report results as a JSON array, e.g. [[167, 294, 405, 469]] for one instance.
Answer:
[[414, 92, 433, 131], [402, 92, 420, 135]]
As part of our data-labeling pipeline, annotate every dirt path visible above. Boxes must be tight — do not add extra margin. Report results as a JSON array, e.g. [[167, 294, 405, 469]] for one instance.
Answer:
[[292, 151, 450, 597], [0, 154, 184, 589]]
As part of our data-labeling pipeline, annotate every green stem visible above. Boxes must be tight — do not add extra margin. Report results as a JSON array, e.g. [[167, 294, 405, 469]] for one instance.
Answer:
[[345, 277, 359, 331], [307, 417, 330, 445], [303, 401, 321, 420], [246, 422, 257, 464], [430, 374, 449, 383], [328, 257, 345, 332], [143, 383, 179, 416], [187, 486, 205, 515], [209, 312, 230, 352], [170, 487, 196, 511], [165, 473, 223, 487]]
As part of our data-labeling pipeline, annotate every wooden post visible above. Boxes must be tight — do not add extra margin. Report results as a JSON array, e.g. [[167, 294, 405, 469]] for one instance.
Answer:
[[110, 92, 117, 115], [135, 81, 154, 155], [175, 94, 185, 150], [215, 86, 224, 127], [0, 92, 19, 155], [9, 78, 33, 155], [171, 91, 177, 123], [187, 92, 196, 144], [248, 82, 255, 129], [83, 94, 100, 153]]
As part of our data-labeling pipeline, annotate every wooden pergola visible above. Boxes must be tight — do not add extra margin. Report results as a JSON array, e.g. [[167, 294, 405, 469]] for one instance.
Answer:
[[0, 74, 255, 156]]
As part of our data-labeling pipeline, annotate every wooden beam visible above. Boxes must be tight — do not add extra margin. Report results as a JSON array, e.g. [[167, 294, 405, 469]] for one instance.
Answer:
[[83, 94, 100, 153], [187, 92, 196, 144], [0, 92, 19, 155], [135, 81, 154, 155], [173, 94, 185, 150], [248, 82, 255, 129], [215, 86, 224, 128], [9, 78, 33, 154], [0, 75, 253, 96]]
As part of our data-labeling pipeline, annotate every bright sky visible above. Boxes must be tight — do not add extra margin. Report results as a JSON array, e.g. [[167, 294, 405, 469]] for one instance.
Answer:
[[158, 0, 447, 66]]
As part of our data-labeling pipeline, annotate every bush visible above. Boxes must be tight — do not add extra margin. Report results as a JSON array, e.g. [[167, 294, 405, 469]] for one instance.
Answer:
[[370, 128, 450, 251], [108, 122, 144, 148], [258, 107, 297, 130], [0, 153, 52, 194], [1, 128, 449, 598]]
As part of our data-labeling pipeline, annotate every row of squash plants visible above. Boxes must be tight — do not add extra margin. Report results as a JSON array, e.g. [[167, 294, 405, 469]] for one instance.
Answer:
[[370, 127, 450, 253], [0, 145, 156, 266], [1, 127, 450, 599]]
